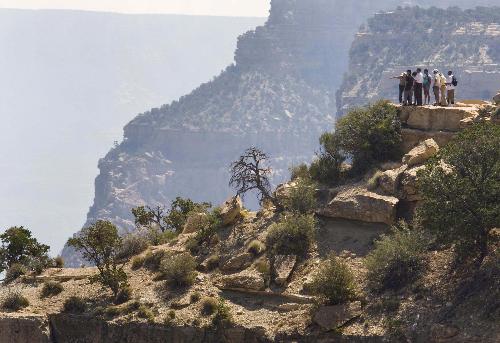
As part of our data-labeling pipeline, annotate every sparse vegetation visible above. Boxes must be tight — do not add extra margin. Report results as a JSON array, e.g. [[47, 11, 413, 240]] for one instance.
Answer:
[[365, 222, 426, 292], [143, 249, 167, 271], [190, 292, 201, 303], [131, 255, 146, 270], [201, 297, 218, 315], [266, 213, 315, 257], [40, 281, 64, 298], [204, 254, 220, 271], [63, 296, 87, 313], [53, 256, 64, 268], [247, 240, 266, 256], [417, 122, 500, 264], [307, 254, 357, 305], [289, 163, 310, 181], [367, 170, 384, 191], [211, 298, 233, 328], [67, 220, 128, 296], [137, 304, 154, 322], [4, 263, 27, 284], [281, 178, 318, 214], [309, 132, 345, 185], [0, 226, 50, 275], [116, 233, 149, 261], [2, 291, 29, 311], [158, 252, 197, 288], [114, 285, 132, 305]]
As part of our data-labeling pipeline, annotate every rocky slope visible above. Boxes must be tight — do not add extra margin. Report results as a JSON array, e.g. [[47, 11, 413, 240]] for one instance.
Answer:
[[62, 0, 500, 266], [337, 6, 500, 114]]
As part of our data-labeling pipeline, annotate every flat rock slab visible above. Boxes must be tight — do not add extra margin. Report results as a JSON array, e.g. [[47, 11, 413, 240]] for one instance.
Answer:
[[398, 105, 477, 131], [318, 186, 399, 225], [273, 255, 297, 286]]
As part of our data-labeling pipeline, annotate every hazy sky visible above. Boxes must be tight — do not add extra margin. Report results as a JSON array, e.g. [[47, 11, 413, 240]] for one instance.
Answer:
[[0, 0, 270, 17]]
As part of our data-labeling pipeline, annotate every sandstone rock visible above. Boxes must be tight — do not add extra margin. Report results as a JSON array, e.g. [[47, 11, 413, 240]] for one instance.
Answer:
[[182, 212, 208, 234], [493, 92, 500, 105], [313, 301, 362, 331], [0, 315, 50, 343], [220, 269, 265, 291], [220, 196, 243, 226], [318, 187, 399, 225], [401, 166, 426, 201], [378, 165, 407, 196], [400, 106, 477, 131], [273, 255, 297, 286], [402, 139, 439, 167], [401, 128, 455, 153], [221, 252, 253, 273], [430, 324, 459, 340]]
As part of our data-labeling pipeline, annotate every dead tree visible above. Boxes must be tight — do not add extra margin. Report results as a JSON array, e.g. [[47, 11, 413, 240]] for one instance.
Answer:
[[229, 147, 280, 208]]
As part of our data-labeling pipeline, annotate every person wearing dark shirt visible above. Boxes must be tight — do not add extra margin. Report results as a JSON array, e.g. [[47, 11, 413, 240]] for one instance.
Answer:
[[404, 69, 414, 106]]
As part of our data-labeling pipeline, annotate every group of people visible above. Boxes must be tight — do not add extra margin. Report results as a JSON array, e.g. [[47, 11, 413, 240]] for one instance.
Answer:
[[392, 68, 457, 106]]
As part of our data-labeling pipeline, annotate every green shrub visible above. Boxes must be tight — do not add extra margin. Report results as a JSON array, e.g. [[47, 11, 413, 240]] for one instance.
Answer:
[[367, 170, 384, 191], [63, 296, 87, 313], [116, 233, 149, 261], [4, 263, 27, 284], [204, 254, 220, 271], [335, 100, 402, 175], [307, 254, 356, 305], [167, 310, 176, 319], [190, 292, 201, 303], [137, 304, 154, 322], [266, 213, 315, 257], [131, 255, 146, 270], [281, 179, 318, 214], [417, 122, 500, 263], [114, 285, 132, 305], [40, 281, 64, 298], [201, 297, 218, 315], [309, 133, 345, 186], [211, 298, 233, 328], [53, 256, 64, 268], [143, 249, 167, 271], [2, 292, 29, 311], [365, 222, 426, 291], [247, 240, 266, 256], [289, 163, 310, 181], [159, 252, 197, 288]]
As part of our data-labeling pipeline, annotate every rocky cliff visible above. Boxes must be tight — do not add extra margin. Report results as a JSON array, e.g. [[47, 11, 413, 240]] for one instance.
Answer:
[[62, 0, 500, 266], [337, 6, 500, 114]]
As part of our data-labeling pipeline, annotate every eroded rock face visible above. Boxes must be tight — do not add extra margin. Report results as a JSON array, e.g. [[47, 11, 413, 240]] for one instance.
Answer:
[[402, 139, 439, 167], [273, 255, 297, 286], [313, 301, 362, 331], [401, 128, 455, 153], [378, 165, 408, 196], [401, 166, 426, 201], [402, 107, 477, 132], [220, 196, 243, 226], [221, 252, 253, 273], [0, 315, 50, 343], [318, 187, 399, 225]]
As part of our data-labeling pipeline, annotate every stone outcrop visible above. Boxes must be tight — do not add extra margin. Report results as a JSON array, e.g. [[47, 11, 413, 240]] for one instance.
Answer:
[[0, 315, 50, 343], [219, 269, 265, 291], [182, 212, 208, 234], [273, 255, 297, 286], [220, 196, 243, 226], [313, 301, 362, 331], [220, 252, 253, 273], [402, 139, 439, 167], [318, 187, 399, 225]]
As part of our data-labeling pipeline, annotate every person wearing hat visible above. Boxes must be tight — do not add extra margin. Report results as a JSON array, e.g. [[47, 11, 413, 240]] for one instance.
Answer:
[[391, 71, 407, 104], [432, 69, 441, 106]]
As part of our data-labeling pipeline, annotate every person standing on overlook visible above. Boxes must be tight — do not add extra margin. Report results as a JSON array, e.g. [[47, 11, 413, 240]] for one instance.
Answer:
[[414, 68, 424, 106], [432, 69, 441, 106], [391, 71, 407, 104], [439, 71, 447, 106], [423, 69, 432, 105], [446, 70, 456, 106], [404, 69, 414, 106]]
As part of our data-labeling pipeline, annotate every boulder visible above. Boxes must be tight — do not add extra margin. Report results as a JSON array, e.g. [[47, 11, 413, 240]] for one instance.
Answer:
[[401, 128, 455, 153], [220, 269, 265, 291], [493, 92, 500, 105], [220, 252, 253, 273], [220, 196, 243, 226], [378, 165, 407, 196], [273, 255, 297, 286], [401, 165, 426, 201], [313, 301, 362, 331], [430, 324, 459, 340], [182, 212, 209, 234], [400, 106, 477, 131], [318, 187, 399, 225], [402, 139, 439, 167]]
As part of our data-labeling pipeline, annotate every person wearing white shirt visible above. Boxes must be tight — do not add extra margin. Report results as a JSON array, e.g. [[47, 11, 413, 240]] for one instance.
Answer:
[[446, 71, 456, 105], [432, 69, 441, 106], [414, 68, 424, 106]]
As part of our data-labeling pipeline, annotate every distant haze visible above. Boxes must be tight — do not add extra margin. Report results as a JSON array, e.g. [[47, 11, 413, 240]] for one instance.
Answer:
[[0, 0, 270, 17], [0, 9, 264, 255]]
